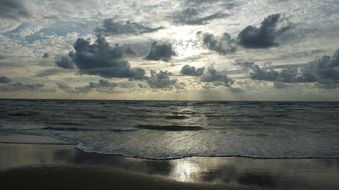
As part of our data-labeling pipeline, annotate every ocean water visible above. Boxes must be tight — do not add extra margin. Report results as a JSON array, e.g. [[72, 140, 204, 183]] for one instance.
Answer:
[[0, 100, 339, 159]]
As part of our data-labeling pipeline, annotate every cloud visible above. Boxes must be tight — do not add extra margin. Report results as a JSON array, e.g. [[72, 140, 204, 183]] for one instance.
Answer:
[[184, 0, 238, 10], [56, 55, 75, 69], [199, 14, 291, 54], [145, 42, 175, 61], [202, 32, 237, 54], [96, 19, 163, 36], [309, 50, 339, 82], [172, 8, 226, 25], [238, 14, 292, 48], [43, 53, 49, 59], [0, 75, 11, 83], [147, 70, 177, 89], [56, 83, 74, 93], [273, 81, 289, 89], [201, 66, 233, 85], [235, 60, 255, 69], [181, 65, 205, 76], [0, 0, 30, 19], [287, 50, 339, 84], [76, 79, 118, 93], [4, 22, 96, 44], [247, 47, 338, 85], [35, 68, 73, 78], [249, 65, 279, 81], [0, 82, 44, 92], [249, 64, 317, 83], [60, 36, 145, 79], [278, 67, 317, 83]]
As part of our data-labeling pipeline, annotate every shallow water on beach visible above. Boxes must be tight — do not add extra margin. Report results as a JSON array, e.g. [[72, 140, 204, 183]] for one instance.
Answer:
[[1, 100, 339, 159], [1, 144, 339, 190]]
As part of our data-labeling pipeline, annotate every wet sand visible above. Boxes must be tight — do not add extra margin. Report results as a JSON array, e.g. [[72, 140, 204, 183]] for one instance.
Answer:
[[0, 143, 339, 190], [1, 166, 236, 190]]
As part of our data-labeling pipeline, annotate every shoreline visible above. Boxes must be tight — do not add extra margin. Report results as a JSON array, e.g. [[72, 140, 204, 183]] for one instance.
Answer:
[[1, 140, 338, 161], [1, 143, 339, 190]]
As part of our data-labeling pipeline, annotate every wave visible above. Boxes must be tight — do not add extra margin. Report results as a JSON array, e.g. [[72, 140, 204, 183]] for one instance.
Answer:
[[1, 100, 339, 161], [7, 111, 39, 117], [164, 115, 189, 120], [76, 146, 339, 160], [53, 122, 85, 126], [42, 127, 136, 133], [136, 125, 203, 131], [1, 127, 339, 160]]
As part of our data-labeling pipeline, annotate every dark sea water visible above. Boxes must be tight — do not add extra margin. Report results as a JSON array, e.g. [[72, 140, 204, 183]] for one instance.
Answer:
[[0, 100, 339, 159]]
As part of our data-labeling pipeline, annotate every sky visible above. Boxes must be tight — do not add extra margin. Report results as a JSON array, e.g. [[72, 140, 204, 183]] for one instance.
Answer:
[[0, 0, 339, 101]]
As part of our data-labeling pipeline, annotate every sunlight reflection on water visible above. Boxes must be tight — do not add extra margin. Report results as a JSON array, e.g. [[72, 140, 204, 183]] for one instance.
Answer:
[[169, 157, 230, 183]]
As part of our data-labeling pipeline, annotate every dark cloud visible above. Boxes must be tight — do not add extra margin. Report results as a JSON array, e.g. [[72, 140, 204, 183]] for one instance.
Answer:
[[172, 8, 226, 25], [202, 32, 237, 54], [96, 19, 163, 36], [147, 70, 177, 89], [201, 66, 233, 85], [56, 55, 75, 69], [76, 79, 118, 93], [199, 13, 291, 53], [59, 36, 145, 79], [0, 75, 11, 83], [238, 14, 292, 48], [43, 53, 49, 59], [0, 0, 30, 19], [181, 65, 205, 76], [145, 42, 175, 61]]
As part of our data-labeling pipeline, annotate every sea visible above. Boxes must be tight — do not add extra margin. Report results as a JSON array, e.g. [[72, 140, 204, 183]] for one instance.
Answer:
[[0, 99, 339, 160]]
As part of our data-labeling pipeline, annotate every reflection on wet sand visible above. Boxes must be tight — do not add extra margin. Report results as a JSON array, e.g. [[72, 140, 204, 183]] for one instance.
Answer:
[[1, 143, 339, 189]]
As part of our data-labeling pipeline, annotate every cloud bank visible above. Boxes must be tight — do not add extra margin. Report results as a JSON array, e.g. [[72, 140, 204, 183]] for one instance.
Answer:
[[249, 49, 339, 84], [77, 79, 118, 93], [0, 82, 44, 92]]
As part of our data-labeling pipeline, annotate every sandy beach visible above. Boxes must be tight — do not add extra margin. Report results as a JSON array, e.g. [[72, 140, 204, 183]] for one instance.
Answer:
[[1, 143, 339, 190]]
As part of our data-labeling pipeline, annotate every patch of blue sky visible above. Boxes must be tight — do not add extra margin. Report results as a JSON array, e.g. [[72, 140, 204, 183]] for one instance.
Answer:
[[3, 23, 30, 39], [4, 22, 96, 45]]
